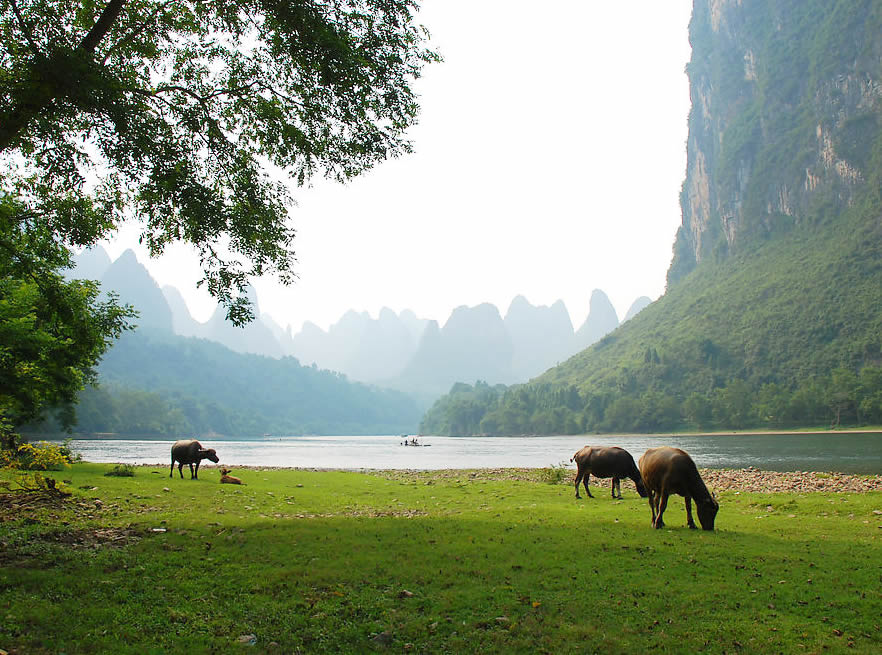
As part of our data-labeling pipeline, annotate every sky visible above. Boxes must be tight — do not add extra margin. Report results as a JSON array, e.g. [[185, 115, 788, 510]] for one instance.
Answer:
[[103, 1, 694, 332]]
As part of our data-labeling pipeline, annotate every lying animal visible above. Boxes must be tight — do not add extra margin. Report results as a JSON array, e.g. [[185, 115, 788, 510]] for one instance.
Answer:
[[638, 446, 718, 530], [169, 439, 219, 479], [571, 445, 648, 499], [219, 468, 244, 485]]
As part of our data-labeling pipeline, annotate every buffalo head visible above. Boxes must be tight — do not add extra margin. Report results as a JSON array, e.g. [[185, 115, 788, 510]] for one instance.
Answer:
[[635, 476, 649, 498], [697, 496, 719, 531]]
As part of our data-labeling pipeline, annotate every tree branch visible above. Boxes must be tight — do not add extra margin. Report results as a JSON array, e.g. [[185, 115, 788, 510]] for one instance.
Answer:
[[152, 81, 264, 103], [101, 0, 173, 64], [79, 0, 129, 53], [9, 0, 42, 56]]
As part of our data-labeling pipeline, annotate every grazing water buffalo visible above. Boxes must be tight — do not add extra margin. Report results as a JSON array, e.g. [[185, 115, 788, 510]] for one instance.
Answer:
[[571, 446, 648, 499], [170, 439, 219, 479], [639, 447, 718, 530]]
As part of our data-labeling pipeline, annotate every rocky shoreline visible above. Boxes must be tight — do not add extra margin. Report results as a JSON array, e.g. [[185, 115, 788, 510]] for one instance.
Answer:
[[366, 466, 882, 493], [697, 467, 882, 493]]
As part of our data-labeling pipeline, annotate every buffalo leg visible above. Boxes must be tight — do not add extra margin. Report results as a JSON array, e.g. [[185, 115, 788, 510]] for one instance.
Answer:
[[170, 458, 175, 478], [583, 473, 594, 498], [177, 462, 185, 478], [611, 477, 621, 499], [574, 468, 584, 499], [654, 492, 668, 529], [647, 491, 657, 526], [188, 462, 195, 479], [194, 461, 200, 479], [685, 497, 697, 529]]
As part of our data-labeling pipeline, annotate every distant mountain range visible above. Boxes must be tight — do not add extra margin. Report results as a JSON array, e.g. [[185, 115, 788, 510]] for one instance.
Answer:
[[68, 246, 651, 398]]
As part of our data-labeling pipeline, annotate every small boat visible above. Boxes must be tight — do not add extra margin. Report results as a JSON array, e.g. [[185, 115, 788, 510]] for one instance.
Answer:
[[400, 435, 430, 447]]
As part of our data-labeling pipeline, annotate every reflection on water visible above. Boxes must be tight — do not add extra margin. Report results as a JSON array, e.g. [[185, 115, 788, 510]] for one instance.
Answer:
[[58, 432, 882, 474]]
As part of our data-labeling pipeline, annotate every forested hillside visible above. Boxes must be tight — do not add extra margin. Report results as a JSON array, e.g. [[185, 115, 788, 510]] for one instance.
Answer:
[[55, 331, 423, 437], [421, 0, 882, 436]]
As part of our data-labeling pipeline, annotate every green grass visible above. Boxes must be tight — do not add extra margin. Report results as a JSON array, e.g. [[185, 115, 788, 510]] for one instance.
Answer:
[[2, 464, 881, 653]]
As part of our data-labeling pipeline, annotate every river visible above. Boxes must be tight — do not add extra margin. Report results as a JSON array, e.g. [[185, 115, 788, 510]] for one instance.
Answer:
[[57, 432, 882, 474]]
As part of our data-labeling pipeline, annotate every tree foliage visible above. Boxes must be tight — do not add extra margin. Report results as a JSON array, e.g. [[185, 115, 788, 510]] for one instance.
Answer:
[[420, 365, 882, 437], [0, 0, 438, 322], [0, 197, 135, 447]]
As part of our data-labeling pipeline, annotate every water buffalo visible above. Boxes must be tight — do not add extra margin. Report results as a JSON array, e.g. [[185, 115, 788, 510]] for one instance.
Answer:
[[571, 446, 648, 499], [639, 446, 718, 530], [170, 439, 219, 479]]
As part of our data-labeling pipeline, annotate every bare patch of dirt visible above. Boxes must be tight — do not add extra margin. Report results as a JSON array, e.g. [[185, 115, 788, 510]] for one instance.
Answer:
[[37, 525, 144, 549], [0, 489, 72, 521], [0, 490, 145, 558]]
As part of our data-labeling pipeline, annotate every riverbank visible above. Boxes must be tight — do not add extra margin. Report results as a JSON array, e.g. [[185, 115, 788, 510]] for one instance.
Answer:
[[656, 427, 882, 437], [699, 467, 882, 493], [365, 466, 882, 493]]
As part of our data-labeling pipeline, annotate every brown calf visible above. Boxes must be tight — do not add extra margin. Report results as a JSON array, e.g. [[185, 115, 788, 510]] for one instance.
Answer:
[[219, 468, 244, 485]]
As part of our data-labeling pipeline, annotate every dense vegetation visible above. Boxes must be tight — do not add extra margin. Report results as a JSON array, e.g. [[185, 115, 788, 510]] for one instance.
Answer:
[[421, 364, 882, 437], [0, 198, 135, 448], [32, 331, 423, 437], [1, 464, 880, 653]]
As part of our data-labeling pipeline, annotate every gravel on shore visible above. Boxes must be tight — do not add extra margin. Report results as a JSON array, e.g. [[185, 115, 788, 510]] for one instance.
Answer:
[[367, 466, 882, 493], [698, 467, 882, 493]]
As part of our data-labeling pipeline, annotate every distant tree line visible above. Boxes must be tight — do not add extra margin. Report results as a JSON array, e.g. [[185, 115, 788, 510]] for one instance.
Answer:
[[23, 330, 424, 438], [28, 380, 420, 438], [419, 365, 882, 436]]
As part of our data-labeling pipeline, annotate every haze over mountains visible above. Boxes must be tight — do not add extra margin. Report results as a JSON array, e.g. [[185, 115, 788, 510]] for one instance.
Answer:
[[68, 246, 651, 397]]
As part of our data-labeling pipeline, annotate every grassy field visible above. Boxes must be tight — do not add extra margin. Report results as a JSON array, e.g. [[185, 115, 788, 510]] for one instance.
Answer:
[[1, 463, 880, 654]]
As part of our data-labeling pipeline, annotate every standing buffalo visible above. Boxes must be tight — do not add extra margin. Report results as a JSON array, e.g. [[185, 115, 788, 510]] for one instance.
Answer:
[[571, 446, 648, 499], [639, 446, 718, 530], [170, 439, 219, 479]]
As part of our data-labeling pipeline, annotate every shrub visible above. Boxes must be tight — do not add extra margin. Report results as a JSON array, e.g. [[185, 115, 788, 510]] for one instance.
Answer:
[[0, 441, 74, 471], [104, 464, 136, 477], [539, 461, 573, 485]]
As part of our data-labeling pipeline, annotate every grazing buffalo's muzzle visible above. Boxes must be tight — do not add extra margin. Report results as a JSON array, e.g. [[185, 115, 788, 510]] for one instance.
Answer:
[[698, 500, 719, 531]]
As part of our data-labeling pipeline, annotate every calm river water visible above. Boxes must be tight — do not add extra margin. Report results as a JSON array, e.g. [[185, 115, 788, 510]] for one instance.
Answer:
[[59, 432, 882, 474]]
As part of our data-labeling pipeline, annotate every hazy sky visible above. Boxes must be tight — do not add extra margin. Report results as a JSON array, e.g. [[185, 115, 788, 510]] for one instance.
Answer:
[[103, 1, 694, 332]]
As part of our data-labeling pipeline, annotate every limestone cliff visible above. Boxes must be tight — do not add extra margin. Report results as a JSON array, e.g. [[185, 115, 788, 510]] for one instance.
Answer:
[[669, 0, 882, 283]]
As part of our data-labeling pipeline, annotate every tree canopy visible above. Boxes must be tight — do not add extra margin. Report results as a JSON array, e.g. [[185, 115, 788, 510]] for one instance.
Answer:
[[1, 0, 438, 322]]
